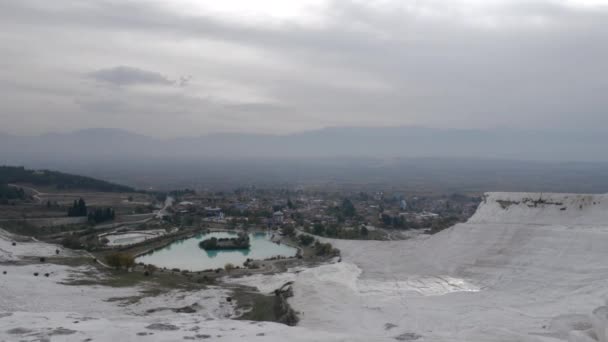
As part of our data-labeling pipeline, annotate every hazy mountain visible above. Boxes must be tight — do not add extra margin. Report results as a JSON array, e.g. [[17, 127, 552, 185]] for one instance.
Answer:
[[1, 127, 606, 164]]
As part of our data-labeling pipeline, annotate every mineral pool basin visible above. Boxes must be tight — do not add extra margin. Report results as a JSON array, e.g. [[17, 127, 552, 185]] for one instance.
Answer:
[[135, 231, 297, 271]]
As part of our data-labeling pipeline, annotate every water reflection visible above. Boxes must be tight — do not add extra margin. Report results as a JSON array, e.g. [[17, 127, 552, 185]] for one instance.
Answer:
[[206, 248, 250, 259], [136, 231, 296, 270]]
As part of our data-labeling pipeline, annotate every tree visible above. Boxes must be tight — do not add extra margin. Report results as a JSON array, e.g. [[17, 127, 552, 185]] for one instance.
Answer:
[[78, 198, 87, 216], [105, 252, 135, 270], [314, 241, 337, 256], [122, 254, 135, 270], [381, 214, 392, 226], [292, 212, 304, 226], [341, 198, 356, 217], [224, 263, 235, 272], [360, 226, 369, 236], [313, 223, 325, 236], [325, 224, 338, 237], [298, 235, 315, 246], [282, 226, 295, 237], [0, 184, 26, 201], [68, 198, 87, 217], [61, 235, 83, 249], [145, 264, 157, 276], [68, 200, 77, 217], [199, 237, 218, 249], [87, 207, 115, 224]]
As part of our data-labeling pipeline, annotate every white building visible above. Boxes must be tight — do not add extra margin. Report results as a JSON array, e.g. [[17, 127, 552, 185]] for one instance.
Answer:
[[273, 211, 284, 225]]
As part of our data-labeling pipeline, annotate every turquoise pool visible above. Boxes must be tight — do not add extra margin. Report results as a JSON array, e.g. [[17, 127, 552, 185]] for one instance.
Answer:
[[136, 231, 297, 271]]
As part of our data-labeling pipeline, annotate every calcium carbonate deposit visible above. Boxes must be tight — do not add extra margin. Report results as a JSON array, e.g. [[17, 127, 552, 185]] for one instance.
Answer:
[[3, 192, 608, 341]]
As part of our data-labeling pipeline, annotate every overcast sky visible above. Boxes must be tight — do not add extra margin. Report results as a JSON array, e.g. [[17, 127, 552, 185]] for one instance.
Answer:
[[1, 0, 607, 138]]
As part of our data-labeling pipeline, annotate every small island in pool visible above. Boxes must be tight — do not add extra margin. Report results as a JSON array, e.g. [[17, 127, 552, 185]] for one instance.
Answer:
[[199, 232, 251, 250]]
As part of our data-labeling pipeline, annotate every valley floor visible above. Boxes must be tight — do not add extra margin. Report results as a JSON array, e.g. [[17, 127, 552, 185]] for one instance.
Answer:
[[2, 192, 608, 341]]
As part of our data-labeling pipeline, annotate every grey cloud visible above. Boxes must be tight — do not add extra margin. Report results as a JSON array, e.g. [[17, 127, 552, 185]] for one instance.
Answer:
[[75, 98, 125, 114], [87, 66, 174, 86], [2, 0, 608, 138], [178, 76, 192, 87]]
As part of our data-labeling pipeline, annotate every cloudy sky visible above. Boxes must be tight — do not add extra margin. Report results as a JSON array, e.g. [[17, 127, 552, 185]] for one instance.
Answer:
[[1, 0, 607, 137]]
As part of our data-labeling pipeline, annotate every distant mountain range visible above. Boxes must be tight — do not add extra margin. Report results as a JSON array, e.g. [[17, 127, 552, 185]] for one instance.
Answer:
[[1, 126, 606, 163]]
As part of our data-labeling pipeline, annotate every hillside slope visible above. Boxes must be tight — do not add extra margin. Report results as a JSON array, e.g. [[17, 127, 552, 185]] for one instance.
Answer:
[[2, 127, 608, 161], [0, 166, 134, 192], [236, 192, 608, 341], [3, 192, 608, 341], [469, 192, 608, 225]]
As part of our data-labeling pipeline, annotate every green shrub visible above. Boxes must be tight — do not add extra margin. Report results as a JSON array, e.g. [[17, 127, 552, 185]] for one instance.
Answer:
[[105, 252, 135, 270], [61, 236, 84, 250], [314, 241, 339, 257], [298, 235, 315, 246]]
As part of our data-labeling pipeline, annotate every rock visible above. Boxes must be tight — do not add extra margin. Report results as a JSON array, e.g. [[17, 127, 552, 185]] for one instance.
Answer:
[[173, 305, 197, 314], [394, 332, 422, 341], [385, 323, 398, 330], [6, 327, 33, 334], [145, 323, 179, 331], [591, 306, 608, 342], [48, 328, 77, 335], [275, 283, 299, 326]]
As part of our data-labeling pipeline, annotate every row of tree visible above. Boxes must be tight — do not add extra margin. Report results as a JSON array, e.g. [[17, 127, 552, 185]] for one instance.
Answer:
[[380, 214, 429, 229], [0, 183, 26, 202], [67, 198, 88, 217], [67, 198, 115, 224], [295, 234, 340, 257], [326, 198, 358, 223], [105, 252, 135, 270], [88, 208, 115, 224], [309, 222, 369, 239]]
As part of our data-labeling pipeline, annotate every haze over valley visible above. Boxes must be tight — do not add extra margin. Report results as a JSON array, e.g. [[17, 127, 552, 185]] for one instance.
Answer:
[[2, 1, 608, 341]]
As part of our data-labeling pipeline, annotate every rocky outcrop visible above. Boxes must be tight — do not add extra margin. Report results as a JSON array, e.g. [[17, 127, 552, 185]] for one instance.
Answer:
[[274, 281, 298, 326], [567, 304, 608, 342]]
